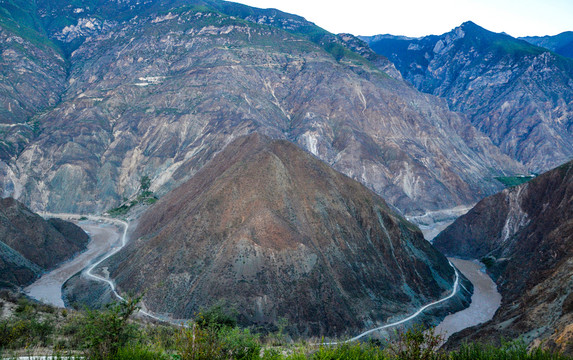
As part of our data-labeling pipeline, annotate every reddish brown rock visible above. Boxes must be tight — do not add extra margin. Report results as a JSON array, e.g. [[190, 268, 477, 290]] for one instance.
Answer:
[[107, 133, 464, 337]]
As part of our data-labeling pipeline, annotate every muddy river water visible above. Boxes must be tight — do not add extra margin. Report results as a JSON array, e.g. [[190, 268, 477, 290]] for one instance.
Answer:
[[434, 258, 502, 341]]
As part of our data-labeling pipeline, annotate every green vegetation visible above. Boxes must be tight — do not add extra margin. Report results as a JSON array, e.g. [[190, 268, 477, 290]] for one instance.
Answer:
[[106, 175, 158, 216], [495, 175, 536, 188], [1, 292, 571, 360], [481, 256, 496, 269]]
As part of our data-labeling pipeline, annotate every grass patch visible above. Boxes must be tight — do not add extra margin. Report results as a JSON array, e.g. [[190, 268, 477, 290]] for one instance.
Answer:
[[495, 175, 536, 188]]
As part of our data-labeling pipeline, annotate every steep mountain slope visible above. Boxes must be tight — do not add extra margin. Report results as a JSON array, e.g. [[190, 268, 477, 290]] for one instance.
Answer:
[[0, 0, 67, 160], [0, 197, 88, 288], [103, 133, 468, 336], [0, 1, 522, 217], [521, 32, 573, 59], [362, 22, 573, 172], [433, 160, 573, 354]]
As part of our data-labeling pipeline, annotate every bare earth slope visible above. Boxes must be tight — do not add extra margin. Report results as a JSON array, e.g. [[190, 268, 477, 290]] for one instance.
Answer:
[[105, 133, 468, 337], [0, 197, 88, 287], [433, 160, 573, 354]]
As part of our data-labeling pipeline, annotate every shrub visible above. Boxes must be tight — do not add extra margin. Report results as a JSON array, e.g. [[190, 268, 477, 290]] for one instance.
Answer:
[[195, 302, 238, 330], [78, 297, 141, 360], [111, 345, 169, 360], [219, 326, 261, 360], [310, 342, 387, 359], [176, 323, 225, 360], [386, 325, 446, 360]]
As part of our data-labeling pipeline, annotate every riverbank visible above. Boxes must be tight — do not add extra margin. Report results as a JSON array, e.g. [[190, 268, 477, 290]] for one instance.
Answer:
[[24, 220, 122, 307], [434, 258, 501, 342]]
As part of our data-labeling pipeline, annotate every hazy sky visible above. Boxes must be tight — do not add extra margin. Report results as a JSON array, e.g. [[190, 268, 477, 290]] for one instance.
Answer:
[[230, 0, 573, 38]]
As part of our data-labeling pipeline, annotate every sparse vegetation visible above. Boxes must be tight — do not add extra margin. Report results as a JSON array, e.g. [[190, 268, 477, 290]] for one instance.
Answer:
[[495, 175, 536, 188], [107, 175, 158, 216], [1, 292, 571, 359], [481, 256, 496, 269]]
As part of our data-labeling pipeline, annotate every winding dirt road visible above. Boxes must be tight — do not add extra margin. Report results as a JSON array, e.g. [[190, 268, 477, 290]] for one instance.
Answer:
[[316, 262, 460, 345], [27, 213, 499, 342], [30, 213, 167, 323]]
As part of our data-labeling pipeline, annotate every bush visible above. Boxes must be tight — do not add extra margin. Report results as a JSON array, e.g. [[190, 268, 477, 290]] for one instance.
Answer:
[[219, 327, 261, 360], [78, 297, 141, 360], [196, 302, 238, 330], [111, 345, 169, 360], [310, 342, 387, 359], [386, 325, 446, 360], [176, 323, 225, 360]]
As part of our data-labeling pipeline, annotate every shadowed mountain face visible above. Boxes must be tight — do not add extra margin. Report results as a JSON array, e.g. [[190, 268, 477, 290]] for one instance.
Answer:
[[0, 0, 522, 217], [105, 133, 465, 337], [521, 32, 573, 59], [362, 21, 573, 172], [433, 160, 573, 354], [0, 197, 88, 287]]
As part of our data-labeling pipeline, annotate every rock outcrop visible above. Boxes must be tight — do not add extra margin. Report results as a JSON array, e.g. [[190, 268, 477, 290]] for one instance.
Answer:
[[104, 133, 468, 337], [433, 160, 573, 354], [362, 21, 573, 172], [0, 197, 89, 288]]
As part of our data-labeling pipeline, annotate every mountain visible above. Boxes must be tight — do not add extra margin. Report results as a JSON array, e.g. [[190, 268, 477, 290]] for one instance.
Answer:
[[0, 197, 88, 288], [0, 0, 67, 160], [521, 32, 573, 59], [0, 0, 523, 219], [433, 160, 573, 354], [362, 21, 573, 172], [101, 133, 470, 336]]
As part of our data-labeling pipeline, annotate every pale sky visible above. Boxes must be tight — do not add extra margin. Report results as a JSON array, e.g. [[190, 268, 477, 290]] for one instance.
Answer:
[[230, 0, 573, 38]]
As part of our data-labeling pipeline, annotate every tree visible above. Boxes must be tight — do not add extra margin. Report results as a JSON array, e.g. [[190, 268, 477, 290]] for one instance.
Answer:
[[140, 176, 151, 193], [79, 297, 141, 360]]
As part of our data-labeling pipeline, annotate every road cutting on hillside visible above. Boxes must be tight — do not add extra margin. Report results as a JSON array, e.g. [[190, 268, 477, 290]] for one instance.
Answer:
[[28, 213, 499, 342]]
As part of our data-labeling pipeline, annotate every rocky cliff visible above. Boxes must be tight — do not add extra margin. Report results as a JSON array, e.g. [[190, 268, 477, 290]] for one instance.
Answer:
[[433, 160, 573, 354], [362, 21, 573, 172], [103, 133, 469, 337], [0, 0, 522, 218], [0, 197, 89, 288]]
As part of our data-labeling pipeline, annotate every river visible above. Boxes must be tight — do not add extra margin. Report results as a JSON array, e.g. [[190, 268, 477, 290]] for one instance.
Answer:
[[24, 215, 501, 344], [434, 258, 501, 341]]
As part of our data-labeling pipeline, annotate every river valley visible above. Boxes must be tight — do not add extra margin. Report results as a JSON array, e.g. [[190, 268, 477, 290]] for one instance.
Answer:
[[24, 214, 501, 343]]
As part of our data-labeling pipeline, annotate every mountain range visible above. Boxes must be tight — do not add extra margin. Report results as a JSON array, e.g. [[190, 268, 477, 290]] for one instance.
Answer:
[[1, 0, 572, 348], [0, 0, 524, 219], [521, 32, 573, 59], [362, 21, 573, 172]]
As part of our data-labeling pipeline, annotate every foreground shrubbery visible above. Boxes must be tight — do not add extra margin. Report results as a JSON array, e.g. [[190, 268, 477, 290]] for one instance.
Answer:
[[0, 294, 571, 360]]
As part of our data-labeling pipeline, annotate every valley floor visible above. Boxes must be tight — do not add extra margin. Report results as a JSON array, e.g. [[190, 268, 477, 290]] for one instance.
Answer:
[[24, 220, 122, 307], [23, 214, 500, 345]]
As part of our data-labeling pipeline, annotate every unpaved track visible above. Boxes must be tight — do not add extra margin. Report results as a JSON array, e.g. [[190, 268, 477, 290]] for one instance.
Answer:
[[27, 213, 165, 323], [316, 261, 460, 345], [25, 219, 121, 307]]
